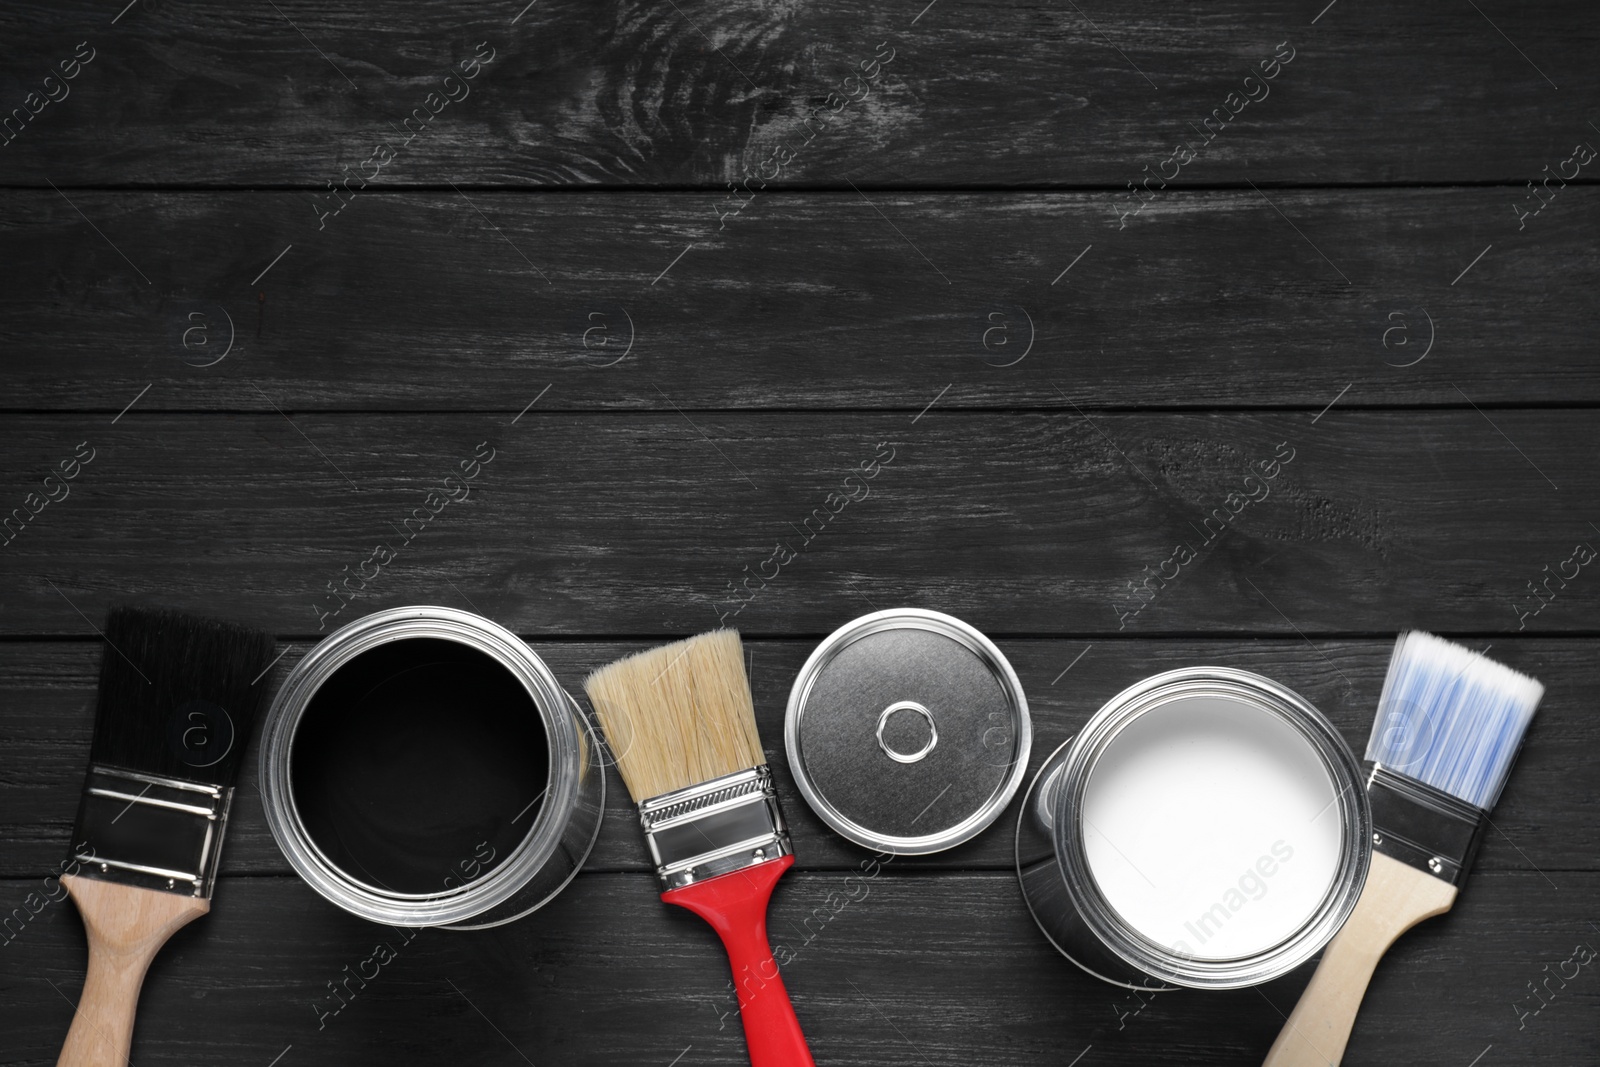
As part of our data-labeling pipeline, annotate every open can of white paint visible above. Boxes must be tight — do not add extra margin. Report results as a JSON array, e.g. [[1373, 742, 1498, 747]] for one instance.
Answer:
[[1015, 667, 1370, 989]]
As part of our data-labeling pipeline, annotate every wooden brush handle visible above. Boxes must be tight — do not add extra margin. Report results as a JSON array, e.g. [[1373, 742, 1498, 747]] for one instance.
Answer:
[[1263, 852, 1457, 1067], [58, 874, 210, 1067]]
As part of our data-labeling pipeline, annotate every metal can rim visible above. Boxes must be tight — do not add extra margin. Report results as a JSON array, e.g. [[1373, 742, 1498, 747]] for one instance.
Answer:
[[784, 608, 1033, 855], [258, 606, 601, 927], [1052, 666, 1371, 989], [1015, 735, 1180, 993]]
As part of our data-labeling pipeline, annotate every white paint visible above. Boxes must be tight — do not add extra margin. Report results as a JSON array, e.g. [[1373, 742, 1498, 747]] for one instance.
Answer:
[[1081, 693, 1343, 960]]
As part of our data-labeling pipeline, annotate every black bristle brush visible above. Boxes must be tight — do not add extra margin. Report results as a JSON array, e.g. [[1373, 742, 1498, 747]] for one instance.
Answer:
[[57, 606, 275, 1067]]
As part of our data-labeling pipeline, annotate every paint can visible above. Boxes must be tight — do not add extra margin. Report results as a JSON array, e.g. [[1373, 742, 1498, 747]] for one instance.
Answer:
[[1016, 666, 1370, 989], [785, 609, 1032, 854], [259, 606, 604, 929]]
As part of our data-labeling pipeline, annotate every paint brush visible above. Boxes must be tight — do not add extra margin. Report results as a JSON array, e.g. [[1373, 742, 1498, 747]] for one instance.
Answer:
[[1264, 631, 1543, 1066], [57, 606, 275, 1067], [585, 630, 814, 1067]]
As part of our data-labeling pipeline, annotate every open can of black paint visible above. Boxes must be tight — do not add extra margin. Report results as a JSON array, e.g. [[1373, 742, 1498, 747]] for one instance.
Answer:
[[259, 606, 604, 928]]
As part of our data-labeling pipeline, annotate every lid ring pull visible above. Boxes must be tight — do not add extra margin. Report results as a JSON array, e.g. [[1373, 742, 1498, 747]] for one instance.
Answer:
[[876, 701, 939, 764]]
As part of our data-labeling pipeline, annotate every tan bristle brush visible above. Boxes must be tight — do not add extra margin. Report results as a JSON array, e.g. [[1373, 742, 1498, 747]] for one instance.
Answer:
[[1264, 632, 1544, 1066], [58, 606, 275, 1067], [585, 630, 815, 1067]]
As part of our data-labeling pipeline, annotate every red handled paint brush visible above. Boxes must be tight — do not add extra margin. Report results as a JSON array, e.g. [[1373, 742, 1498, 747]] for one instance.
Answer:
[[585, 630, 814, 1067], [57, 607, 275, 1067]]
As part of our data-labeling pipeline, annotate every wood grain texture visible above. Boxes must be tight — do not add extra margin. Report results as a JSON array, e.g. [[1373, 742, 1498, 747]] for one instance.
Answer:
[[2, 2, 1597, 1065], [0, 190, 1597, 410], [2, 638, 1593, 879], [1, 871, 1593, 1067], [0, 1, 1596, 187], [1263, 852, 1457, 1067], [1, 411, 1596, 637]]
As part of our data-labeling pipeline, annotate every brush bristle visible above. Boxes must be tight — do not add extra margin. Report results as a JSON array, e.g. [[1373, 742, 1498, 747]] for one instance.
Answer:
[[90, 606, 277, 786], [583, 630, 764, 803], [1366, 631, 1544, 809]]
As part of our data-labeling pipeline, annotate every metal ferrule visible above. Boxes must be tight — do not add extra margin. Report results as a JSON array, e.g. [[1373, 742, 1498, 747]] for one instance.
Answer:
[[638, 765, 792, 891], [1367, 763, 1488, 886], [70, 764, 232, 899]]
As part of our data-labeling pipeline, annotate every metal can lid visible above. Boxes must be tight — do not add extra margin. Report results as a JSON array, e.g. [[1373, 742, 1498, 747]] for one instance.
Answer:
[[784, 609, 1032, 854]]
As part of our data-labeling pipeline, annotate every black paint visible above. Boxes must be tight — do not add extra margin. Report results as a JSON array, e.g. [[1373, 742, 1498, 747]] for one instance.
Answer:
[[288, 638, 548, 895]]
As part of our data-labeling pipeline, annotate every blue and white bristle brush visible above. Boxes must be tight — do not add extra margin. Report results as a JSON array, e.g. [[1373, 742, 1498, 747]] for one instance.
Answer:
[[1264, 632, 1544, 1067]]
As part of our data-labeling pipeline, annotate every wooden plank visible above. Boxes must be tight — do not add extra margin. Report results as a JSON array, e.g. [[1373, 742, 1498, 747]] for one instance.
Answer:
[[0, 870, 1590, 1065], [1, 189, 1597, 410], [1, 1, 1596, 188], [2, 638, 1591, 878], [0, 411, 1596, 637]]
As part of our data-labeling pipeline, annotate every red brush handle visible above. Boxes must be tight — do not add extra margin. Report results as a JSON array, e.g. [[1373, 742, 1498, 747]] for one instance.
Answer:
[[662, 854, 815, 1067]]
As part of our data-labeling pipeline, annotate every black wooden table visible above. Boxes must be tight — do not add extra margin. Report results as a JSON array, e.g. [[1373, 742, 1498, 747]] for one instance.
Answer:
[[2, 1, 1597, 1064]]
